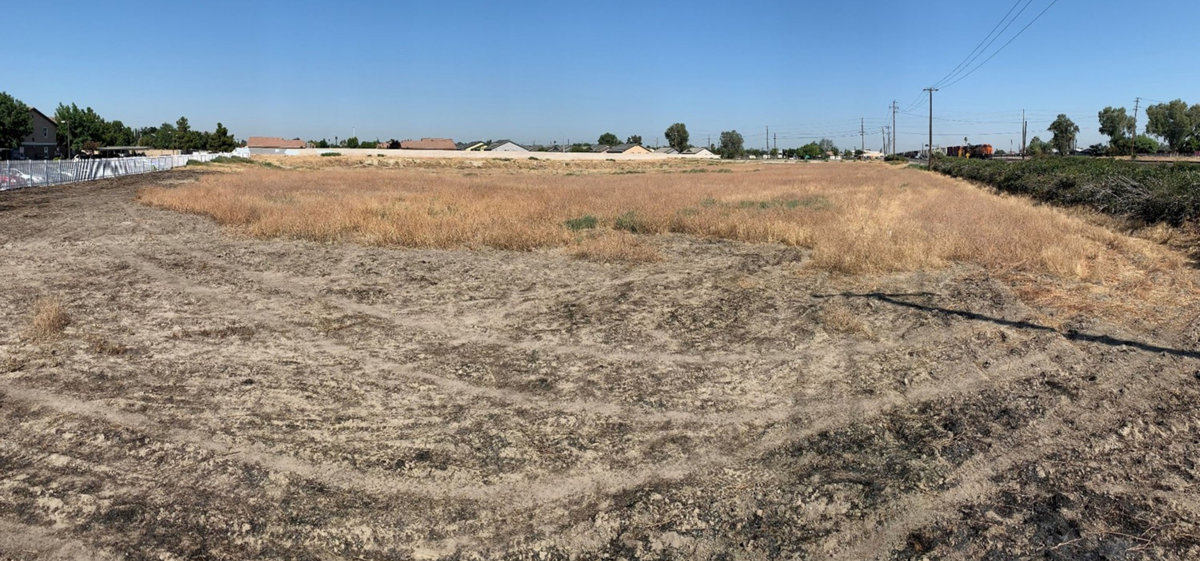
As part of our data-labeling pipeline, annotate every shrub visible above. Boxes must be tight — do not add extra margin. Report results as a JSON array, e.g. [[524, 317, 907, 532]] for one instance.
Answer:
[[320, 152, 342, 157], [564, 215, 598, 231], [929, 157, 1200, 225], [614, 211, 649, 233]]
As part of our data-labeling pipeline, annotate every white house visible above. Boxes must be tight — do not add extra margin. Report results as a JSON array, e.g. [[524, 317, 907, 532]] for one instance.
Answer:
[[487, 140, 528, 152], [682, 147, 715, 157]]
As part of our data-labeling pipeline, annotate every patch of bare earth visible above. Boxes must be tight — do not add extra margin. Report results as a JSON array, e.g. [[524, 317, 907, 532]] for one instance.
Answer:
[[0, 165, 1199, 559]]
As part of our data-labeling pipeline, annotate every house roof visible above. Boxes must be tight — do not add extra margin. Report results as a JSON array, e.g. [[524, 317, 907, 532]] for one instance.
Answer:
[[487, 140, 526, 150], [401, 138, 456, 150], [590, 144, 610, 152], [29, 107, 56, 126], [683, 147, 712, 154], [456, 140, 485, 150], [247, 136, 305, 149], [653, 147, 678, 154], [606, 143, 643, 153]]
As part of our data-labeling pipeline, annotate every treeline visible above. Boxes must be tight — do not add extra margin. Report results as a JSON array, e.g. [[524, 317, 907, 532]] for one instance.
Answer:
[[54, 103, 237, 154], [931, 157, 1200, 225]]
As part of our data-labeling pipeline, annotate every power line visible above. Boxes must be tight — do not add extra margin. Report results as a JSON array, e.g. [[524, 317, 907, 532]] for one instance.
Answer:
[[931, 0, 1028, 89], [940, 0, 1061, 90]]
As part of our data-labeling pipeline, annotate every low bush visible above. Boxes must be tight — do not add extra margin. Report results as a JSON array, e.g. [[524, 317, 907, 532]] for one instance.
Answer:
[[564, 215, 598, 231], [320, 152, 342, 157], [930, 157, 1200, 225]]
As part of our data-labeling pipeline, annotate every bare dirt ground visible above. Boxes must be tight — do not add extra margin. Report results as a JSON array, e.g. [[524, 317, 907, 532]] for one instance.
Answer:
[[2, 167, 1200, 559]]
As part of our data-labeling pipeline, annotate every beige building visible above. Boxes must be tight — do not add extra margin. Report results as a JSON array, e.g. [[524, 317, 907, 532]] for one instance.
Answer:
[[21, 108, 58, 159], [606, 143, 650, 154]]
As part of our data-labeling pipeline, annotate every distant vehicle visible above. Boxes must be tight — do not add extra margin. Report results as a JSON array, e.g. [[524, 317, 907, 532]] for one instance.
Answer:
[[944, 144, 995, 159], [0, 171, 26, 189], [7, 169, 46, 185]]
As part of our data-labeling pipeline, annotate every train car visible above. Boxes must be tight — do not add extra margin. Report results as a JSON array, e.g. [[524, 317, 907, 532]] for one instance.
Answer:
[[944, 144, 994, 159]]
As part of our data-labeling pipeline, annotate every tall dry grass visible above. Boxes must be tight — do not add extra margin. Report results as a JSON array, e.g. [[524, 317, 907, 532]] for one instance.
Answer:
[[25, 297, 70, 342], [138, 163, 1197, 321]]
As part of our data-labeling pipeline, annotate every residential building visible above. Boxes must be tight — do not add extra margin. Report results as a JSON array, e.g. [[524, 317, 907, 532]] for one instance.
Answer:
[[487, 140, 528, 152], [20, 107, 57, 159], [590, 145, 611, 153], [247, 136, 306, 155], [456, 141, 487, 151], [653, 147, 679, 154], [400, 138, 456, 150], [606, 144, 650, 154], [682, 147, 715, 157]]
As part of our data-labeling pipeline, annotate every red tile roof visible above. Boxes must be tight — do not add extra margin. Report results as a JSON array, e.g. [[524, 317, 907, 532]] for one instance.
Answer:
[[247, 136, 306, 149], [400, 138, 456, 150]]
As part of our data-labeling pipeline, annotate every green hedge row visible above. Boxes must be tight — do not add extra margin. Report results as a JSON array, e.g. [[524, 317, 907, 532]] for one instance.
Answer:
[[929, 157, 1200, 225]]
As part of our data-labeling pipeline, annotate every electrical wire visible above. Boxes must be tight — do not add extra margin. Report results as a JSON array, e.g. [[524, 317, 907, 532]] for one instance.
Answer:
[[940, 0, 1061, 89], [931, 0, 1029, 89]]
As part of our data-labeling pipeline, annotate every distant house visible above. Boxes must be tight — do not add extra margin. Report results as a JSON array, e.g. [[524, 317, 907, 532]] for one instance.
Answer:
[[860, 150, 884, 160], [487, 140, 528, 152], [653, 146, 679, 154], [607, 144, 650, 154], [456, 140, 487, 151], [400, 138, 456, 150], [19, 107, 57, 159], [682, 147, 715, 157], [247, 136, 306, 155], [590, 145, 611, 153]]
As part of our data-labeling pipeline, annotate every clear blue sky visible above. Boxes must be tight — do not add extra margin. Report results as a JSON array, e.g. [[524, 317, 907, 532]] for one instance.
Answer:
[[8, 0, 1198, 152]]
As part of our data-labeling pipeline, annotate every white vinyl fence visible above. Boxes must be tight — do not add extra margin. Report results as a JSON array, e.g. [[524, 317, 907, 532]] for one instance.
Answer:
[[0, 153, 231, 191]]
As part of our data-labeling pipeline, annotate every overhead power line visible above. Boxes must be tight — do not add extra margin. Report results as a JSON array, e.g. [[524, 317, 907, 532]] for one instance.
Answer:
[[940, 0, 1061, 89], [931, 0, 1030, 89]]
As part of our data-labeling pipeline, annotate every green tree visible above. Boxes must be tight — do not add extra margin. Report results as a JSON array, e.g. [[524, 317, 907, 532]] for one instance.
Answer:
[[798, 142, 823, 159], [1144, 99, 1198, 152], [208, 122, 237, 152], [1047, 114, 1079, 155], [54, 103, 108, 152], [174, 117, 193, 151], [1133, 134, 1160, 155], [664, 123, 689, 152], [817, 138, 837, 155], [1027, 136, 1049, 156], [625, 135, 642, 145], [1097, 106, 1135, 151], [0, 92, 33, 151], [346, 136, 360, 149], [597, 132, 619, 146], [718, 130, 744, 159], [841, 148, 852, 159]]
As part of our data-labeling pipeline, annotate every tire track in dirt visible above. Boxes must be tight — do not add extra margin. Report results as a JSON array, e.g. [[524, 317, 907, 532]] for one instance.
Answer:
[[817, 347, 1196, 559]]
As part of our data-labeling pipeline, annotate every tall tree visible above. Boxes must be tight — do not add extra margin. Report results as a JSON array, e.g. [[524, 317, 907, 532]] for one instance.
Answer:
[[1027, 136, 1049, 156], [1144, 99, 1198, 153], [1097, 106, 1135, 150], [1047, 114, 1080, 155], [719, 130, 744, 159], [625, 135, 642, 145], [0, 92, 33, 151], [208, 123, 237, 152], [817, 138, 837, 155], [174, 117, 193, 151], [54, 103, 108, 152], [597, 132, 619, 146], [664, 123, 689, 152]]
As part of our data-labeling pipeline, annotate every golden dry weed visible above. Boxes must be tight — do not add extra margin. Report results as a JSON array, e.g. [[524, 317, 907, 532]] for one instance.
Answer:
[[568, 231, 662, 264], [25, 297, 69, 342], [139, 161, 1197, 325]]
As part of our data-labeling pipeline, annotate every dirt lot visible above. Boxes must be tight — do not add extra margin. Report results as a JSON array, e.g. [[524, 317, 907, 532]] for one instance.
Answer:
[[2, 165, 1200, 559]]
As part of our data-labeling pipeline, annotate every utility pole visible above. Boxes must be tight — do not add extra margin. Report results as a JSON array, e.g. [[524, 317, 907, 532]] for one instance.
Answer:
[[924, 87, 938, 164], [765, 126, 769, 154], [1021, 109, 1027, 160], [860, 118, 864, 154], [773, 133, 777, 154], [891, 101, 898, 156], [1131, 97, 1141, 159]]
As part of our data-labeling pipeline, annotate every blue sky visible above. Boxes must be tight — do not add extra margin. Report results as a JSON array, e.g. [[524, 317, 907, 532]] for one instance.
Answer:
[[8, 0, 1198, 151]]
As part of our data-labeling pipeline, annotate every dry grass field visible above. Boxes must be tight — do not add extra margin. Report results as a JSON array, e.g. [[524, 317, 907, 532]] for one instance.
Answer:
[[3, 159, 1200, 559]]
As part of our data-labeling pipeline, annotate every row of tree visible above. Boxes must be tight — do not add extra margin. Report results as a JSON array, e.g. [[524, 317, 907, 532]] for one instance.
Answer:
[[1025, 99, 1199, 158], [0, 92, 237, 156], [54, 103, 237, 154]]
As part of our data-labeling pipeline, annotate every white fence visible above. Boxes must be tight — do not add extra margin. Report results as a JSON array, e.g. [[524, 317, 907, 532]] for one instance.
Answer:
[[0, 153, 230, 191]]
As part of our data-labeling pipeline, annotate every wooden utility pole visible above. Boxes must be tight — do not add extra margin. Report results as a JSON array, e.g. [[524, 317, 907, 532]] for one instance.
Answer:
[[1131, 97, 1141, 159], [1021, 109, 1026, 160], [860, 118, 864, 154], [924, 87, 938, 163], [891, 101, 898, 156]]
